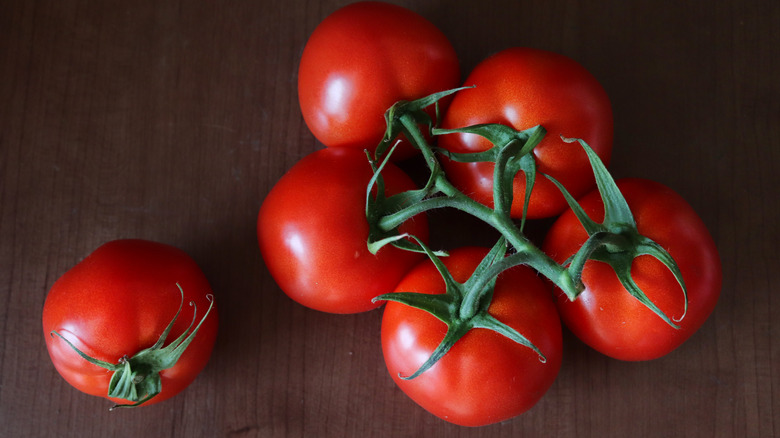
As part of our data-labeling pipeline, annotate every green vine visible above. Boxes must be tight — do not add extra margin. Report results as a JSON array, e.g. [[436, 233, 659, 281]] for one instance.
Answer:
[[365, 89, 689, 377]]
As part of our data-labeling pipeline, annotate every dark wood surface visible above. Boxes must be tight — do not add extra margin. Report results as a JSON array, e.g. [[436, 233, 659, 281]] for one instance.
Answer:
[[2, 0, 778, 436]]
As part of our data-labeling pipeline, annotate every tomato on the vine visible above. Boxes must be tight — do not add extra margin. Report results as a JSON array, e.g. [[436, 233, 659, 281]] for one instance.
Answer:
[[42, 239, 218, 408], [543, 178, 721, 361], [298, 1, 460, 159], [258, 147, 429, 314], [439, 47, 613, 219], [380, 247, 562, 427]]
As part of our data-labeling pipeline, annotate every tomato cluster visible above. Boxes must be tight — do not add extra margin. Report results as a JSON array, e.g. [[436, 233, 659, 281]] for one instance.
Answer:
[[41, 0, 721, 426], [257, 1, 722, 427]]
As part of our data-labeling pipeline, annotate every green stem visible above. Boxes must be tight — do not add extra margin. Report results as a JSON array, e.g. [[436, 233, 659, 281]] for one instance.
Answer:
[[490, 214, 581, 299], [457, 238, 508, 320]]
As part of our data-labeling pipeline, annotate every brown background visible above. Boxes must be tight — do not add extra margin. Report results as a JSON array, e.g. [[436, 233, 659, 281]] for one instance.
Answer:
[[1, 0, 778, 437]]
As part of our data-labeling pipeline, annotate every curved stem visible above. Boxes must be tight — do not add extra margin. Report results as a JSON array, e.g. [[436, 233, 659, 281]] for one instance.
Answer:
[[377, 186, 492, 231], [489, 214, 581, 297]]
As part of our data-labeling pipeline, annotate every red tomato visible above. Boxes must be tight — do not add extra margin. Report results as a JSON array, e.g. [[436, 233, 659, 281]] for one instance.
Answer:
[[42, 239, 218, 407], [438, 47, 613, 218], [298, 1, 460, 159], [257, 147, 429, 314], [381, 247, 562, 426], [543, 179, 721, 360]]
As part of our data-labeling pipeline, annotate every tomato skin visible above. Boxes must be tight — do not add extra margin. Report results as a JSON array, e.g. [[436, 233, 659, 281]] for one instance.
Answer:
[[257, 147, 429, 314], [439, 47, 613, 218], [298, 1, 460, 159], [381, 247, 562, 427], [42, 239, 218, 406], [543, 178, 721, 361]]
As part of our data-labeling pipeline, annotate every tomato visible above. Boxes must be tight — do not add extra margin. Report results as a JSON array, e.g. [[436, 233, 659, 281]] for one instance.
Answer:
[[298, 1, 460, 159], [42, 239, 218, 408], [438, 47, 613, 219], [542, 178, 721, 361], [257, 147, 429, 314], [381, 247, 562, 426]]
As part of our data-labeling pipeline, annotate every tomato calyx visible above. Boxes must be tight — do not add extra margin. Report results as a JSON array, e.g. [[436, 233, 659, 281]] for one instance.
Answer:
[[365, 146, 437, 255], [374, 238, 546, 379], [546, 137, 689, 327], [433, 123, 545, 230], [49, 284, 215, 409]]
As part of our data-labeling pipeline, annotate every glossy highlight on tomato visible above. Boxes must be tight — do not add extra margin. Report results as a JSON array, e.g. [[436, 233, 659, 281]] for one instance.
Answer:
[[298, 1, 460, 159], [543, 178, 721, 360], [381, 247, 562, 426], [439, 47, 613, 218], [42, 239, 218, 407], [258, 147, 429, 314]]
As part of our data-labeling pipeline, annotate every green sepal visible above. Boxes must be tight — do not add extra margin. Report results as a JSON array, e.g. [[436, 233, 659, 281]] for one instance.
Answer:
[[589, 240, 682, 329], [498, 129, 542, 230], [471, 313, 546, 363], [376, 86, 473, 159], [546, 137, 689, 327], [50, 284, 215, 410], [432, 123, 540, 162], [374, 238, 545, 380], [560, 136, 635, 232]]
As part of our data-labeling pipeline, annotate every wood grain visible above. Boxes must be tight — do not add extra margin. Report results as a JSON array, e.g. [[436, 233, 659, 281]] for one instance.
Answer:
[[1, 0, 777, 436]]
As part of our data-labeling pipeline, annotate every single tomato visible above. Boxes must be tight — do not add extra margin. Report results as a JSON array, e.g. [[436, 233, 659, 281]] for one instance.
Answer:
[[543, 178, 721, 360], [381, 247, 562, 426], [42, 239, 218, 408], [439, 47, 613, 218], [258, 147, 429, 313], [298, 1, 460, 159]]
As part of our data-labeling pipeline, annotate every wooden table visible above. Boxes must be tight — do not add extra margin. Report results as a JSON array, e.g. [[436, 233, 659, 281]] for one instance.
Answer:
[[2, 0, 777, 436]]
